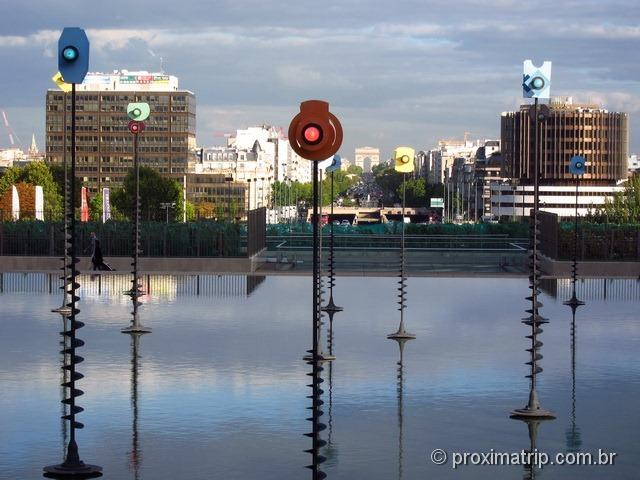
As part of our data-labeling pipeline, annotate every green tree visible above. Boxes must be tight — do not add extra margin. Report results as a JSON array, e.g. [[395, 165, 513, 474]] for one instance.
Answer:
[[0, 161, 63, 219], [185, 201, 196, 221], [321, 169, 357, 205], [89, 192, 102, 222], [595, 174, 640, 223], [111, 166, 182, 221], [396, 178, 427, 207], [374, 166, 403, 204], [346, 164, 363, 176]]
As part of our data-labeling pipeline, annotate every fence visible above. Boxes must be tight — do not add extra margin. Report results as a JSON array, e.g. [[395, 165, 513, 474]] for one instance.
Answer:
[[267, 233, 528, 252], [246, 207, 266, 256], [0, 221, 244, 257], [539, 212, 640, 261]]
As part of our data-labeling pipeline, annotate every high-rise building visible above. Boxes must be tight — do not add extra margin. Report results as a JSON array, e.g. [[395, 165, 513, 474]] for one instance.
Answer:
[[45, 70, 196, 194], [496, 97, 628, 218]]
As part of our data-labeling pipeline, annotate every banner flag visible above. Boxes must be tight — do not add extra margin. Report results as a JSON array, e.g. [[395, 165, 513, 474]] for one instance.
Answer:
[[81, 187, 89, 222], [102, 187, 111, 223], [35, 185, 44, 220]]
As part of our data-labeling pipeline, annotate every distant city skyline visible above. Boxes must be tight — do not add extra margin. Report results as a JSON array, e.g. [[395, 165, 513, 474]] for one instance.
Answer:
[[0, 0, 638, 159]]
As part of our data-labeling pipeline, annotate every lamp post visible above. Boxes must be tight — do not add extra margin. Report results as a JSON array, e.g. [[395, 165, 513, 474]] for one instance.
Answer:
[[160, 202, 175, 224]]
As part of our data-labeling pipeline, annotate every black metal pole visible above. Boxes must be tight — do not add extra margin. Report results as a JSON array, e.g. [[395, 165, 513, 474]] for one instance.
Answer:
[[388, 173, 414, 339], [45, 83, 103, 477], [512, 97, 553, 419], [68, 81, 79, 459], [565, 175, 584, 308], [310, 160, 325, 479], [52, 91, 71, 314], [322, 171, 342, 314], [531, 97, 539, 393]]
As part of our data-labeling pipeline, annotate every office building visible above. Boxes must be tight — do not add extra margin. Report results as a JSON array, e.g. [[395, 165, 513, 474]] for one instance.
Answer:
[[497, 97, 628, 218], [45, 70, 196, 194]]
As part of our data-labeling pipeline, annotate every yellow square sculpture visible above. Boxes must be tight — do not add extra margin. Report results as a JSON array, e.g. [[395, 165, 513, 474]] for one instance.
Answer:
[[394, 147, 415, 173]]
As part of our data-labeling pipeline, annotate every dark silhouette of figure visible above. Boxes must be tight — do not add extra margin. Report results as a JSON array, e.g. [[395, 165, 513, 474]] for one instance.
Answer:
[[89, 232, 112, 271]]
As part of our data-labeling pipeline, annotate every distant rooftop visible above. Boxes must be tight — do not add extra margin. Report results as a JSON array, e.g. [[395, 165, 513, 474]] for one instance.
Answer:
[[73, 70, 182, 92]]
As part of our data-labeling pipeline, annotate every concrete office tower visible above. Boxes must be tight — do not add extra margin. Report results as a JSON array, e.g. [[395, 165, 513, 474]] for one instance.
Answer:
[[497, 97, 629, 218], [46, 71, 196, 194]]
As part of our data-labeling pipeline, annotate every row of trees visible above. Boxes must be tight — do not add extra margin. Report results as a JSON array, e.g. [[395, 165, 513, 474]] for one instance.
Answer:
[[372, 165, 444, 207], [0, 161, 188, 222], [589, 174, 640, 223], [271, 165, 362, 207]]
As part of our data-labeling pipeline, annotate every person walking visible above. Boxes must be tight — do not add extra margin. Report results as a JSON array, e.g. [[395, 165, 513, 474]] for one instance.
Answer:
[[89, 232, 112, 271]]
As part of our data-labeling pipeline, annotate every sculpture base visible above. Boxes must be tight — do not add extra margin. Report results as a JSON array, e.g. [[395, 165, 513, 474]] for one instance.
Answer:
[[387, 331, 416, 340], [563, 297, 585, 308], [51, 306, 72, 314], [43, 462, 103, 478], [321, 298, 343, 313], [510, 407, 556, 419], [121, 326, 152, 334], [303, 352, 335, 362]]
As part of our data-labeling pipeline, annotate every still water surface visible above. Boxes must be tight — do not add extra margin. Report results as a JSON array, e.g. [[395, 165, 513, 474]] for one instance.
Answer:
[[0, 274, 639, 479]]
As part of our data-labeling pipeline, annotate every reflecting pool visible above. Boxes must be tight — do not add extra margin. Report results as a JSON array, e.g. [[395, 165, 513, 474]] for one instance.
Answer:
[[0, 274, 639, 479]]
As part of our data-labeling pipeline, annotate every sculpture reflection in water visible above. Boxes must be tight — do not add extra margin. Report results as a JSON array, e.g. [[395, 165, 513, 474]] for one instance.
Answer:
[[128, 332, 145, 480], [516, 417, 553, 480], [322, 307, 341, 470], [565, 298, 582, 453], [59, 314, 69, 460], [392, 337, 412, 480]]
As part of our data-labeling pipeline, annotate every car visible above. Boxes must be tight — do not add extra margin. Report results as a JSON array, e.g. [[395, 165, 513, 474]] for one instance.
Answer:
[[332, 220, 340, 225], [340, 220, 351, 226]]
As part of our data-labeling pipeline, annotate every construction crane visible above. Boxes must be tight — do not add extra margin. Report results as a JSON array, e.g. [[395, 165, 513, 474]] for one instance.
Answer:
[[2, 110, 23, 148]]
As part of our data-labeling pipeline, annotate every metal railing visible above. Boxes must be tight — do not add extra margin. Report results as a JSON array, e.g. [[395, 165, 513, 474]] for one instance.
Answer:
[[0, 221, 244, 257], [538, 211, 640, 261], [267, 233, 529, 252]]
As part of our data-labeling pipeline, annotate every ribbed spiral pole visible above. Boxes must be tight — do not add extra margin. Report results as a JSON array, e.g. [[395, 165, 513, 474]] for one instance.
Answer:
[[512, 98, 554, 420], [388, 173, 415, 340], [564, 177, 585, 309], [122, 129, 151, 334], [304, 172, 333, 362], [44, 83, 102, 478], [304, 161, 327, 480], [52, 91, 71, 315], [322, 171, 342, 315]]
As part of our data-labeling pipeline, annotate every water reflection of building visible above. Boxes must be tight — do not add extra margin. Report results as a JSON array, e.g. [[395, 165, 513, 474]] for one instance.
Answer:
[[540, 278, 640, 301], [0, 273, 265, 299]]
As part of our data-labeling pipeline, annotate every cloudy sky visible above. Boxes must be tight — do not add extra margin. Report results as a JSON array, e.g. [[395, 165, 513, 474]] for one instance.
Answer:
[[0, 0, 638, 159]]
